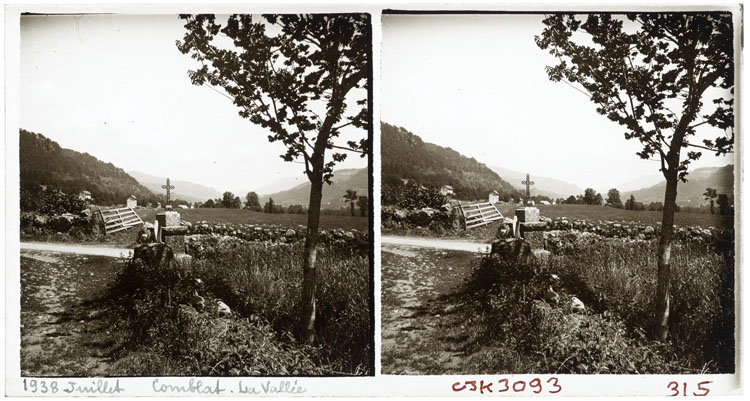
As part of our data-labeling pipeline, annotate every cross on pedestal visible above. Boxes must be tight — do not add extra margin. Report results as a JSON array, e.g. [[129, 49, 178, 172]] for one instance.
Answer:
[[521, 173, 535, 206], [161, 178, 175, 208]]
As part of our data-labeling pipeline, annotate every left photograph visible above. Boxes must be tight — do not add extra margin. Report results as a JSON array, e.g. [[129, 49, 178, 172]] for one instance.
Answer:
[[19, 13, 373, 376]]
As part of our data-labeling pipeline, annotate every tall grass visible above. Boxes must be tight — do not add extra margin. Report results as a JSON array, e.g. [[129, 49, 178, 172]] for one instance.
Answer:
[[549, 241, 734, 372], [456, 239, 734, 374], [101, 242, 371, 375]]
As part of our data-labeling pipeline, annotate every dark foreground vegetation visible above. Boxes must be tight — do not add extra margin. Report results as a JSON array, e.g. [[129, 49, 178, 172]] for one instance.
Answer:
[[405, 239, 734, 374], [103, 241, 371, 375], [21, 240, 371, 376]]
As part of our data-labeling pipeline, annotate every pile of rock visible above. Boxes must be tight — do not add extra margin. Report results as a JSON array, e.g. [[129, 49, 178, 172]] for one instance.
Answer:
[[542, 217, 731, 246], [381, 205, 462, 233], [20, 210, 97, 237], [181, 221, 368, 252]]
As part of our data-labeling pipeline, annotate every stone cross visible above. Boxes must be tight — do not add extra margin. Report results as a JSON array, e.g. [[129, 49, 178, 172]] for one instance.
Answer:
[[521, 173, 535, 206], [161, 178, 175, 207]]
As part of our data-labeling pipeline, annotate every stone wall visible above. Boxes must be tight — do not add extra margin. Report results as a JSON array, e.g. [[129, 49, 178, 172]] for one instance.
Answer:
[[182, 221, 369, 251]]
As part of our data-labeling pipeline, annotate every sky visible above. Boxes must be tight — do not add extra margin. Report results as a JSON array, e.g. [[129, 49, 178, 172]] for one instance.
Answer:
[[20, 14, 368, 196], [381, 14, 735, 195]]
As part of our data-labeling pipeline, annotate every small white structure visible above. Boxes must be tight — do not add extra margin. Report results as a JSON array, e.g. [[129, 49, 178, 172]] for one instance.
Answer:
[[488, 190, 500, 204], [126, 195, 137, 208], [178, 204, 189, 210], [440, 185, 455, 197], [540, 200, 551, 206], [78, 190, 92, 202]]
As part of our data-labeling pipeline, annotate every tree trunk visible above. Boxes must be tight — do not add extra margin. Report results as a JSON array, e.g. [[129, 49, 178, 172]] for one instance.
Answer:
[[350, 201, 355, 216], [655, 168, 679, 340], [302, 171, 323, 344]]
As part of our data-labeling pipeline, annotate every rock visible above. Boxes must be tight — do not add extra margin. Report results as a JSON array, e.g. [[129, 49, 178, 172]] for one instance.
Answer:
[[173, 253, 193, 267], [285, 229, 296, 239], [48, 214, 74, 232], [490, 238, 531, 262], [32, 214, 49, 228], [545, 286, 560, 304], [571, 297, 585, 313], [644, 226, 655, 235], [190, 292, 205, 311], [533, 249, 552, 262], [135, 225, 155, 244], [216, 300, 231, 316], [133, 243, 174, 267], [496, 223, 512, 239]]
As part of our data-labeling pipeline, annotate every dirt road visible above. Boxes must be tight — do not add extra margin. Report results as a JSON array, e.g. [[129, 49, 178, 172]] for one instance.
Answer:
[[381, 235, 491, 253], [20, 242, 133, 258], [381, 241, 483, 374], [20, 248, 125, 376]]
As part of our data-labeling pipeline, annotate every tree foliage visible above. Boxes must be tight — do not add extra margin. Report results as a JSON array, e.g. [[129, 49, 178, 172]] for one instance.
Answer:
[[537, 13, 735, 340], [177, 14, 370, 183], [536, 13, 734, 181], [245, 191, 261, 209], [607, 188, 623, 207]]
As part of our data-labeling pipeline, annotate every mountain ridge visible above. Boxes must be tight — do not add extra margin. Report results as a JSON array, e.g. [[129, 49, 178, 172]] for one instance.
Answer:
[[381, 122, 520, 201], [20, 129, 158, 206]]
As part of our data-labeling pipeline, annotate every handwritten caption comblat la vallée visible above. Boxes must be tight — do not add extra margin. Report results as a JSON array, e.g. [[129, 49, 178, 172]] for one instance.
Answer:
[[21, 378, 306, 395], [451, 378, 713, 396]]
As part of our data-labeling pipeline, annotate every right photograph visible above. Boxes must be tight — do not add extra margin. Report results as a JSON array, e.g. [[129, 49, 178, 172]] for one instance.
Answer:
[[380, 12, 736, 375]]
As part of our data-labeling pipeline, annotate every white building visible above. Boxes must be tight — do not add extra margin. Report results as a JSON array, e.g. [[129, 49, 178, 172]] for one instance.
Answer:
[[126, 195, 137, 208], [489, 190, 500, 204]]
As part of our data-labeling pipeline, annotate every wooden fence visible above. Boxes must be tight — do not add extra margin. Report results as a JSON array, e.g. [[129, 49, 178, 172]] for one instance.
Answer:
[[459, 201, 504, 229], [98, 207, 144, 234]]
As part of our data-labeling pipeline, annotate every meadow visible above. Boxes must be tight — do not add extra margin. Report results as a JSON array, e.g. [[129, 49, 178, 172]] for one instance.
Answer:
[[136, 207, 369, 231]]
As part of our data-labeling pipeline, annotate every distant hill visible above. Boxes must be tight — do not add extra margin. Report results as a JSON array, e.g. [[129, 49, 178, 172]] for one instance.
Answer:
[[255, 176, 308, 195], [128, 170, 222, 204], [259, 168, 368, 208], [614, 173, 664, 193], [490, 166, 584, 199], [623, 165, 734, 205], [20, 129, 157, 205], [381, 122, 519, 201]]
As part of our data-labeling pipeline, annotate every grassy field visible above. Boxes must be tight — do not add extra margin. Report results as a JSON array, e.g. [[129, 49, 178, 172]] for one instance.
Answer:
[[381, 239, 734, 374], [134, 207, 369, 231], [495, 204, 733, 228]]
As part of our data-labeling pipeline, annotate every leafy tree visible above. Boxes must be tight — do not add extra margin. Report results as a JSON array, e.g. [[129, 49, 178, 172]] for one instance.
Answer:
[[537, 13, 734, 340], [703, 187, 718, 214], [264, 197, 276, 214], [717, 193, 730, 215], [607, 188, 623, 208], [232, 196, 242, 209], [245, 191, 261, 208], [178, 14, 370, 343], [625, 194, 637, 211], [357, 195, 368, 217], [203, 198, 216, 208], [343, 189, 358, 216], [565, 195, 577, 204], [583, 188, 601, 205], [222, 191, 236, 208]]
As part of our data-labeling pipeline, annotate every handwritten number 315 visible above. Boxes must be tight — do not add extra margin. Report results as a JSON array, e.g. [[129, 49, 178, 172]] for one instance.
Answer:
[[667, 381, 711, 396]]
